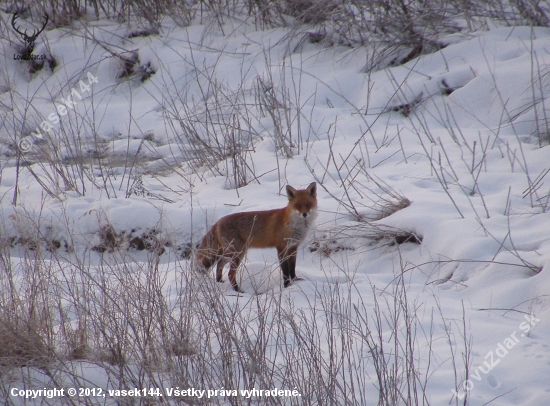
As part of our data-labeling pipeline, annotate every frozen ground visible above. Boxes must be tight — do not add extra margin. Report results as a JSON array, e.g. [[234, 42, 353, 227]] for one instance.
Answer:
[[1, 8, 550, 406]]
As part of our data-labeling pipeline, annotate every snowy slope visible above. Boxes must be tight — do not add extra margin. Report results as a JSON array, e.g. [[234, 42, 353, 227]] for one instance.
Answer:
[[1, 10, 550, 406]]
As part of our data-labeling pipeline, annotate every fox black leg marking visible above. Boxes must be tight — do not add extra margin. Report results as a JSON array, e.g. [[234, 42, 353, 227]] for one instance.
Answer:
[[216, 259, 227, 282], [287, 246, 298, 281], [228, 255, 245, 293], [278, 248, 292, 287]]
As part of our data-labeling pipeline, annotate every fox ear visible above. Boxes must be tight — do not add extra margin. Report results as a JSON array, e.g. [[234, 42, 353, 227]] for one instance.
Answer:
[[286, 185, 296, 200], [307, 182, 317, 197]]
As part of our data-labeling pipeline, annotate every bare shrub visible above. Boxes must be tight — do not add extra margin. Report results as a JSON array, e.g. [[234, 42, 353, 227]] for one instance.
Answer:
[[254, 76, 296, 158], [0, 247, 54, 370], [311, 222, 422, 258], [482, 0, 550, 27], [309, 186, 418, 258], [0, 215, 445, 405], [92, 224, 121, 253], [0, 319, 51, 368], [307, 118, 411, 222], [162, 95, 258, 189]]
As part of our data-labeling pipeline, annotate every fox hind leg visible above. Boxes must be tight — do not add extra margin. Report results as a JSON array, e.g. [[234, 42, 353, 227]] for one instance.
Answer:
[[216, 258, 228, 282], [228, 252, 245, 293]]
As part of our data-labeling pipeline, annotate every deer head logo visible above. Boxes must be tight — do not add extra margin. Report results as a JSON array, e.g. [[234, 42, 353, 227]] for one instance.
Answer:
[[11, 12, 49, 49]]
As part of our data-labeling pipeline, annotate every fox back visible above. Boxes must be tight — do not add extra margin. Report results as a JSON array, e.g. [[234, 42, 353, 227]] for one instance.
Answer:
[[195, 182, 317, 292]]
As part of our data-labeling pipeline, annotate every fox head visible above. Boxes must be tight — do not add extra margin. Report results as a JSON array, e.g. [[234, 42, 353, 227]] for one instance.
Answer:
[[286, 182, 317, 223]]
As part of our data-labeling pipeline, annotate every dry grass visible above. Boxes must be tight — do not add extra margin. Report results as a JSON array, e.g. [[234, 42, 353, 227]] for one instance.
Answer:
[[1, 2, 545, 404], [0, 237, 441, 405]]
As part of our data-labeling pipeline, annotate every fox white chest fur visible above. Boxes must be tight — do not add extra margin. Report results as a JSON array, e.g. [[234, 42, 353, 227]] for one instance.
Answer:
[[286, 208, 317, 246]]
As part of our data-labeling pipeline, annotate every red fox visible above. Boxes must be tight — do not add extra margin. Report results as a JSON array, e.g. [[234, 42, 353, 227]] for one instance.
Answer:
[[195, 182, 317, 292]]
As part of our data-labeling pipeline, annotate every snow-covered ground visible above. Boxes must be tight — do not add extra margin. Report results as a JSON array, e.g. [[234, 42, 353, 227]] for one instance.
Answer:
[[1, 8, 550, 405]]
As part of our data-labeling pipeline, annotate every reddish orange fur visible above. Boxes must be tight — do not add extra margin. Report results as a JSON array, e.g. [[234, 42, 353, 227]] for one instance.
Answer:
[[195, 182, 317, 292]]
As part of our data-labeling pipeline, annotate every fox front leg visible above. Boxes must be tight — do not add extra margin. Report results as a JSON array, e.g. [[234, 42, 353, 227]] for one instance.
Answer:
[[278, 245, 299, 288]]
